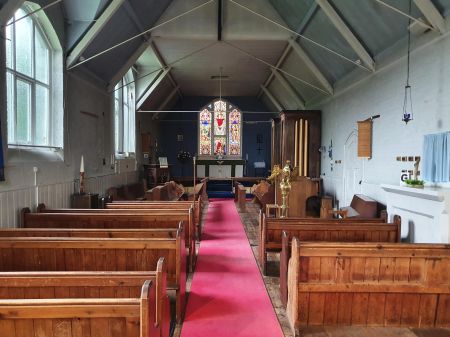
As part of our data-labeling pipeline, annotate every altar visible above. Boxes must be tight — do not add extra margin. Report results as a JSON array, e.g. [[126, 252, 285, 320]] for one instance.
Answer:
[[196, 159, 245, 179]]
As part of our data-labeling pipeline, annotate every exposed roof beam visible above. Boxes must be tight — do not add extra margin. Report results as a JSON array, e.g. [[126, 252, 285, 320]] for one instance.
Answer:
[[136, 66, 171, 110], [149, 41, 183, 99], [315, 0, 375, 71], [260, 85, 283, 112], [0, 0, 25, 25], [108, 41, 150, 92], [123, 0, 151, 40], [258, 3, 318, 99], [413, 0, 446, 34], [66, 0, 125, 68], [288, 38, 333, 95], [153, 86, 180, 120], [257, 44, 291, 99], [136, 68, 163, 106], [271, 69, 305, 109], [295, 3, 318, 34], [374, 0, 435, 32]]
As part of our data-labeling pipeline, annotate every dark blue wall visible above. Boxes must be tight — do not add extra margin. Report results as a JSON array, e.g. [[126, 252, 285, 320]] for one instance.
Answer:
[[157, 96, 277, 177]]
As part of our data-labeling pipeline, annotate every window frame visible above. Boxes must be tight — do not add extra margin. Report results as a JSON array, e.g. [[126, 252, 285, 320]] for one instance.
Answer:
[[6, 4, 58, 151], [114, 70, 136, 157]]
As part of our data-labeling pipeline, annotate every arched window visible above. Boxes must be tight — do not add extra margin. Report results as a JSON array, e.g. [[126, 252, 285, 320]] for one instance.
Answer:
[[114, 69, 136, 155], [198, 99, 242, 157], [6, 2, 63, 149]]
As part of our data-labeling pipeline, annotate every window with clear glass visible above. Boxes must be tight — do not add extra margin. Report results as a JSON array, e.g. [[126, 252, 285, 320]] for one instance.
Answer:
[[6, 6, 57, 148], [198, 99, 242, 157], [114, 70, 136, 155]]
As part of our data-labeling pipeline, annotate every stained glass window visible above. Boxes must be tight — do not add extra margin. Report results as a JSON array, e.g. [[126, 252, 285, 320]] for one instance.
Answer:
[[199, 109, 212, 155], [198, 99, 241, 157], [228, 109, 241, 156]]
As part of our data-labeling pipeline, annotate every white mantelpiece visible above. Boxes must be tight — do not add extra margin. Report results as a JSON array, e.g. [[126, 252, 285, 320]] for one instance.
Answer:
[[381, 184, 450, 243]]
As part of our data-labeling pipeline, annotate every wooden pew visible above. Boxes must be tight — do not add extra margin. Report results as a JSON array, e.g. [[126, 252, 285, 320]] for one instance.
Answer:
[[36, 198, 202, 242], [106, 180, 147, 201], [0, 280, 158, 337], [0, 227, 180, 239], [146, 181, 184, 201], [187, 181, 207, 202], [278, 218, 401, 306], [22, 207, 196, 272], [38, 201, 202, 236], [286, 240, 450, 335], [259, 213, 398, 275], [0, 259, 170, 337], [258, 208, 388, 239], [105, 200, 203, 240], [234, 182, 246, 211], [0, 234, 186, 322]]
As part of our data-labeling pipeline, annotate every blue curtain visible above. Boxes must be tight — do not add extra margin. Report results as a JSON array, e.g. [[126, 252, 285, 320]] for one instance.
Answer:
[[422, 132, 450, 183], [0, 123, 4, 181]]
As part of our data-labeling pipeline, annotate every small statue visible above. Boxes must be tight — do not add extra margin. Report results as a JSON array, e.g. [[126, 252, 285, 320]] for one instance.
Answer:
[[279, 161, 292, 218]]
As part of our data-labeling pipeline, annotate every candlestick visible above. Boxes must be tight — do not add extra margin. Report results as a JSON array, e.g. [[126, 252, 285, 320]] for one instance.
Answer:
[[80, 155, 84, 173]]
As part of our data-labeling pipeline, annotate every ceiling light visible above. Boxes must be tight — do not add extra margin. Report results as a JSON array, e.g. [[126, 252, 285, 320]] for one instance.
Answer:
[[402, 0, 414, 124]]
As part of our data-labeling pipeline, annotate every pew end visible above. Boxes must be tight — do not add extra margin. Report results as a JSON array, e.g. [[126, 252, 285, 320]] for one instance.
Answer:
[[0, 281, 158, 337], [286, 241, 450, 334]]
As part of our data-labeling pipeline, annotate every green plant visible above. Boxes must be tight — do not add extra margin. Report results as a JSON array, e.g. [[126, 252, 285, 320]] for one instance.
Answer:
[[404, 179, 424, 186]]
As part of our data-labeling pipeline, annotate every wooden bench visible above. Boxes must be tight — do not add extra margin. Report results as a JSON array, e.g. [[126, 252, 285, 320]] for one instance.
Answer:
[[22, 207, 195, 272], [286, 240, 450, 335], [0, 226, 180, 239], [0, 234, 186, 322], [187, 181, 207, 202], [338, 194, 381, 218], [234, 182, 246, 211], [38, 202, 199, 242], [259, 209, 388, 240], [106, 180, 147, 201], [0, 280, 158, 337], [252, 180, 275, 211], [146, 181, 184, 201], [259, 213, 396, 275], [105, 200, 203, 240], [0, 259, 170, 337], [278, 217, 401, 306]]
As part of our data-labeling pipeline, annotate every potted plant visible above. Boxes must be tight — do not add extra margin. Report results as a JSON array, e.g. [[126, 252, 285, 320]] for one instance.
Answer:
[[404, 179, 424, 188]]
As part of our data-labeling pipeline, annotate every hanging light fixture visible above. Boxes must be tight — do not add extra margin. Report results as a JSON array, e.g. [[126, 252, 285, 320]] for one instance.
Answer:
[[402, 0, 413, 124]]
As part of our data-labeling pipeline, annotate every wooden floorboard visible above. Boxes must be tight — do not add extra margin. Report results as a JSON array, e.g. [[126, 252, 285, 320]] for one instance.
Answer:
[[172, 198, 450, 337], [235, 199, 450, 337]]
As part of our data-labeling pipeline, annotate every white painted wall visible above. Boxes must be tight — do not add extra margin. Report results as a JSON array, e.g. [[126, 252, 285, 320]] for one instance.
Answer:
[[317, 29, 450, 208], [0, 2, 139, 227]]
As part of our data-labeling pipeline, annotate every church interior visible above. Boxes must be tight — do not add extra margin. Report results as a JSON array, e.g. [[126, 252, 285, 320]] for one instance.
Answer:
[[0, 0, 449, 336]]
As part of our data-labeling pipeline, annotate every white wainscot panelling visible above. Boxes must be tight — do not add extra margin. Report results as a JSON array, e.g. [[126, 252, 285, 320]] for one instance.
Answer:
[[0, 171, 138, 228]]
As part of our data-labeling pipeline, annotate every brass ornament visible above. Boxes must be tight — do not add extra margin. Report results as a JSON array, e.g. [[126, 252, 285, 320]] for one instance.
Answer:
[[280, 161, 292, 218]]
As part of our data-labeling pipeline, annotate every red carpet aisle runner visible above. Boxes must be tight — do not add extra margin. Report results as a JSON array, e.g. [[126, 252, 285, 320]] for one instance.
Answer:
[[180, 199, 284, 337]]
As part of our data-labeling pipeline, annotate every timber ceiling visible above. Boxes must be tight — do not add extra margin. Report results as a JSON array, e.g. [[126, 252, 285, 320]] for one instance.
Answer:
[[2, 0, 449, 113]]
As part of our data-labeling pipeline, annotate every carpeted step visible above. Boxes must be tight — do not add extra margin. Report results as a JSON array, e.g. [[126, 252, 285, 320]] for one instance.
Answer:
[[207, 191, 234, 198], [206, 180, 232, 192]]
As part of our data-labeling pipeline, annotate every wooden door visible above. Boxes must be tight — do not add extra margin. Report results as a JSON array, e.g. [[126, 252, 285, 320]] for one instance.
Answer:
[[343, 132, 362, 206]]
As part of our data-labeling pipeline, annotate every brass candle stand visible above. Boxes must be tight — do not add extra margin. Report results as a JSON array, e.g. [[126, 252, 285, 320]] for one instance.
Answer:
[[279, 161, 292, 218]]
